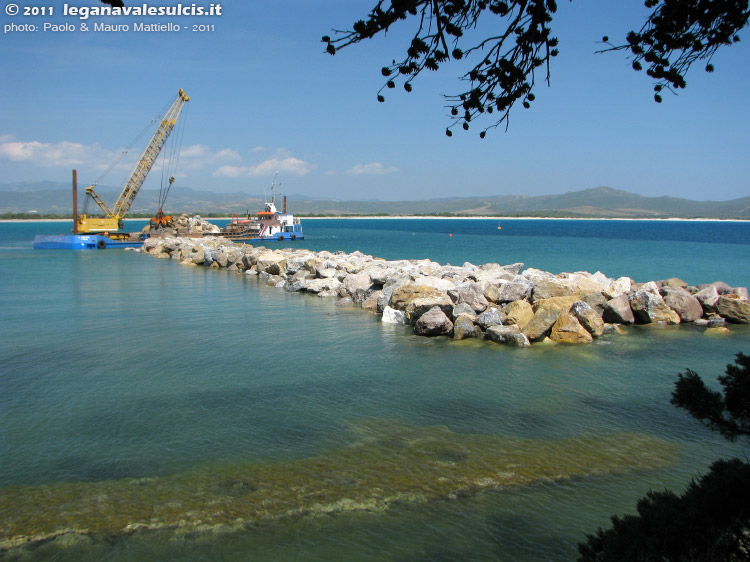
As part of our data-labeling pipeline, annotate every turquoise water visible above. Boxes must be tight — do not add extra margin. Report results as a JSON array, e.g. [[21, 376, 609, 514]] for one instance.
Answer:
[[1, 219, 749, 561]]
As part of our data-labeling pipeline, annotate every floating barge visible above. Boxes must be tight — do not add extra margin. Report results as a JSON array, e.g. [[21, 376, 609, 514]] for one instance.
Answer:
[[32, 170, 148, 250], [33, 232, 147, 250], [33, 90, 189, 250]]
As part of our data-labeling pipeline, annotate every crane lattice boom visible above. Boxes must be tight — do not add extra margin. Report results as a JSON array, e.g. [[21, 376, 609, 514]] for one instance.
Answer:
[[78, 89, 189, 233]]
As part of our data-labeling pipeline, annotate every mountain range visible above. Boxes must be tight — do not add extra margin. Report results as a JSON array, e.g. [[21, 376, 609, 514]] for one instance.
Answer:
[[1, 181, 748, 219]]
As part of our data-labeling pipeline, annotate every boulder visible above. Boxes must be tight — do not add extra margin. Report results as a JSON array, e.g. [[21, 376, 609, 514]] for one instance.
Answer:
[[522, 307, 560, 341], [549, 312, 593, 344], [405, 296, 455, 325], [602, 294, 635, 324], [361, 291, 381, 312], [303, 278, 343, 294], [256, 252, 286, 275], [343, 272, 373, 297], [493, 278, 534, 303], [639, 281, 661, 294], [629, 290, 681, 324], [697, 281, 734, 295], [501, 262, 524, 275], [390, 284, 446, 310], [413, 306, 453, 337], [603, 277, 632, 299], [486, 324, 520, 343], [532, 296, 579, 317], [660, 277, 688, 289], [452, 314, 481, 340], [410, 275, 456, 294], [190, 248, 205, 265], [571, 301, 604, 337], [381, 306, 407, 325], [531, 277, 579, 301], [486, 324, 530, 346], [475, 307, 506, 330], [503, 300, 534, 329], [285, 255, 312, 274], [456, 283, 489, 313], [581, 291, 607, 315], [559, 272, 611, 294], [483, 283, 504, 303], [716, 295, 750, 324], [659, 287, 703, 322], [694, 285, 721, 313], [366, 266, 396, 285], [451, 303, 477, 321]]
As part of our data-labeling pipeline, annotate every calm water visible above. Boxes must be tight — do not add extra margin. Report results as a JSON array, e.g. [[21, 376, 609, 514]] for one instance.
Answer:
[[1, 219, 749, 561]]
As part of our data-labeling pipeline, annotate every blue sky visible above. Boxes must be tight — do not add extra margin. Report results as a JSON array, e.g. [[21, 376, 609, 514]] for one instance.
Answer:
[[1, 1, 748, 201]]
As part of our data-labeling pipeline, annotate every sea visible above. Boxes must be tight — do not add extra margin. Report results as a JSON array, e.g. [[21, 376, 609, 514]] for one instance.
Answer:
[[1, 218, 749, 561]]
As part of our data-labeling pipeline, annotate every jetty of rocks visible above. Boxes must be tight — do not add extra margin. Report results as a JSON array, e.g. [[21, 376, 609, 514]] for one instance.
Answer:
[[136, 235, 750, 346]]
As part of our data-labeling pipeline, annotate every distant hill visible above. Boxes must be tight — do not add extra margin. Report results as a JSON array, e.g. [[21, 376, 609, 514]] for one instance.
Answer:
[[1, 183, 748, 219]]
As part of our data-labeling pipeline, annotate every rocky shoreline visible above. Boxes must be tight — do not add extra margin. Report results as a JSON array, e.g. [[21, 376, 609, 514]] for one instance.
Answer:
[[136, 225, 750, 346]]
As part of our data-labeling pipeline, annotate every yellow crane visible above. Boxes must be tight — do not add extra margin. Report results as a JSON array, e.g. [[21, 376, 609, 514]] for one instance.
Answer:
[[76, 89, 189, 234]]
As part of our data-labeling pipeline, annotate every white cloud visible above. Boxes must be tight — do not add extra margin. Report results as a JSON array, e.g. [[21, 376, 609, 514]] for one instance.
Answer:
[[212, 149, 314, 178], [249, 156, 313, 176], [0, 139, 115, 168], [178, 144, 241, 170], [213, 165, 248, 178], [0, 136, 242, 177], [347, 162, 398, 176]]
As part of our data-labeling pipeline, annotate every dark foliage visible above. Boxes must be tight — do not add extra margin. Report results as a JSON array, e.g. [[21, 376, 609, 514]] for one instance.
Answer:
[[577, 353, 750, 561], [601, 1, 749, 101], [577, 458, 750, 562], [671, 352, 750, 443], [323, 1, 749, 135]]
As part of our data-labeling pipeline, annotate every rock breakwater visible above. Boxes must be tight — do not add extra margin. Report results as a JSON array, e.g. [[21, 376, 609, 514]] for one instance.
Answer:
[[136, 235, 750, 345]]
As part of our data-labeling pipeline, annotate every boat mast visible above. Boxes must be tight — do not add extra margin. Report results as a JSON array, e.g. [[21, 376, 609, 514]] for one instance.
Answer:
[[271, 172, 282, 205]]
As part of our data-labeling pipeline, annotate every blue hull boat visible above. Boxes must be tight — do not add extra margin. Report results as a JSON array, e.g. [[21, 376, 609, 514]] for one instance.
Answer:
[[33, 234, 146, 250]]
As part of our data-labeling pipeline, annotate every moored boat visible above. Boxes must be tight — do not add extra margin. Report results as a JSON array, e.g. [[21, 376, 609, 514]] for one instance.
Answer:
[[212, 174, 304, 242]]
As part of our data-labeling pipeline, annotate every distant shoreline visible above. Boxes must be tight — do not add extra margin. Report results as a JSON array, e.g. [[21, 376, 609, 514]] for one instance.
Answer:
[[2, 216, 748, 224]]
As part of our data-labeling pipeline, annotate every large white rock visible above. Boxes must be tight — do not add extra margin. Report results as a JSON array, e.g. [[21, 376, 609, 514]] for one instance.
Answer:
[[381, 306, 407, 325]]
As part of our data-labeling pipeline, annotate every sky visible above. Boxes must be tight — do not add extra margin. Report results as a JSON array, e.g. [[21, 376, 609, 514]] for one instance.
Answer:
[[0, 1, 748, 202]]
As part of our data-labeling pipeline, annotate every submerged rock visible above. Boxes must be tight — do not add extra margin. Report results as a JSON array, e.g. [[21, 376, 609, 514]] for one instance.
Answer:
[[0, 420, 678, 554]]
